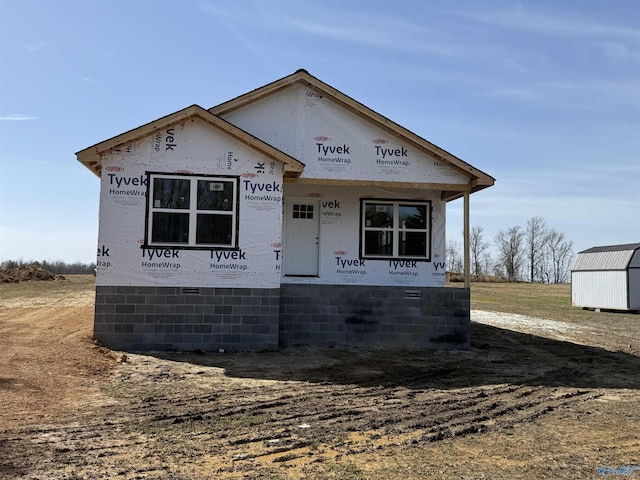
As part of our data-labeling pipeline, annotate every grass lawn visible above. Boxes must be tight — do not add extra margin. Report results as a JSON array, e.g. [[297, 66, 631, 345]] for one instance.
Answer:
[[452, 281, 640, 346]]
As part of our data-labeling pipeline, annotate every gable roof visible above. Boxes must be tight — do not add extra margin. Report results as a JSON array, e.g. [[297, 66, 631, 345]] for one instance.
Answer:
[[572, 243, 640, 271], [76, 104, 304, 178], [210, 69, 495, 200], [578, 243, 640, 254]]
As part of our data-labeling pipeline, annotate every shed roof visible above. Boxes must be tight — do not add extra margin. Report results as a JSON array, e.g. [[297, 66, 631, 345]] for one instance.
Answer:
[[76, 104, 304, 178], [210, 69, 495, 200], [572, 243, 640, 271]]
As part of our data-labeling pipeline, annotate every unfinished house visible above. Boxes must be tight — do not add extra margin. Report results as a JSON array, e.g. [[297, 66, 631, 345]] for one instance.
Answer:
[[76, 70, 495, 351]]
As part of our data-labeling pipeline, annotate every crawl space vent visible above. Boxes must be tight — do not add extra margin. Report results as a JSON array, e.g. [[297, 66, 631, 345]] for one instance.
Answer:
[[181, 287, 200, 295]]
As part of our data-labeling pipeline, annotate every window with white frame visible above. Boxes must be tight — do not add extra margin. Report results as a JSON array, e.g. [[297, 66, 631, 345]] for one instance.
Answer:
[[145, 173, 238, 248], [360, 199, 431, 260]]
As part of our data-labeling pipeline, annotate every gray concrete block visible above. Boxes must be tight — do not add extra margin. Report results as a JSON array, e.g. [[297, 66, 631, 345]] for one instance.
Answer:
[[95, 303, 114, 314], [134, 324, 155, 334], [154, 304, 175, 315], [174, 324, 194, 334], [115, 304, 135, 314], [154, 324, 173, 334], [242, 296, 261, 306], [125, 294, 146, 304], [165, 295, 186, 305], [174, 305, 195, 314], [156, 287, 177, 295], [105, 294, 126, 304], [204, 295, 224, 305], [194, 305, 214, 315], [241, 315, 261, 324], [193, 324, 212, 334], [115, 286, 135, 294], [114, 324, 134, 333], [202, 315, 223, 324], [93, 323, 113, 334], [97, 286, 117, 295], [223, 296, 243, 306], [135, 304, 156, 314]]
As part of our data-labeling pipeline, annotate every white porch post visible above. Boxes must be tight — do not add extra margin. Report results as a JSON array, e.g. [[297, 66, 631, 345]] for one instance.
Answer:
[[464, 190, 470, 289]]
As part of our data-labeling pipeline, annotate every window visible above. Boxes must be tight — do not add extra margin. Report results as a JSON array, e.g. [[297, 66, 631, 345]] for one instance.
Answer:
[[292, 203, 314, 219], [360, 199, 431, 260], [145, 173, 238, 248]]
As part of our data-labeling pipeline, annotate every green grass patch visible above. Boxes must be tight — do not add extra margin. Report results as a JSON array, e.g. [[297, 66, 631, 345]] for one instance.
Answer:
[[0, 274, 95, 301]]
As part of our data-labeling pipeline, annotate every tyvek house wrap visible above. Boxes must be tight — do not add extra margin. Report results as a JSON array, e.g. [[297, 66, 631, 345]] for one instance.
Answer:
[[96, 117, 284, 288], [219, 82, 470, 184], [281, 183, 446, 287]]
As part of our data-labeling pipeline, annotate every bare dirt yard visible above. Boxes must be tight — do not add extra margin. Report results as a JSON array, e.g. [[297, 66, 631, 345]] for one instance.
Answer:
[[1, 276, 639, 479]]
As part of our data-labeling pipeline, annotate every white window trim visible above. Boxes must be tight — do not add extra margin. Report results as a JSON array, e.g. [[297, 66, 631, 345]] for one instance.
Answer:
[[360, 199, 431, 261], [145, 173, 239, 249]]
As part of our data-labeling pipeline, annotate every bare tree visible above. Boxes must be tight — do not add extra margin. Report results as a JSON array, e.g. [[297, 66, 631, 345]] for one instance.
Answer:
[[470, 226, 490, 275], [546, 229, 574, 283], [446, 240, 464, 273], [494, 226, 525, 282], [481, 250, 494, 277], [526, 216, 548, 283]]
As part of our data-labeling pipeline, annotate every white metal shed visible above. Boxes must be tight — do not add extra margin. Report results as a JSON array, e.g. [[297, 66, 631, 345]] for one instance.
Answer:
[[571, 243, 640, 311]]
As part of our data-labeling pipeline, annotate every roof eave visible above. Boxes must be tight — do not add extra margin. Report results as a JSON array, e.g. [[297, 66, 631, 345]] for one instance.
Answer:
[[441, 178, 495, 202], [76, 105, 304, 178]]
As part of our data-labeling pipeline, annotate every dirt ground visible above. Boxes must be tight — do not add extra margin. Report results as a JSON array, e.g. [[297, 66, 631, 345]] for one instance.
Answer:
[[1, 277, 639, 479]]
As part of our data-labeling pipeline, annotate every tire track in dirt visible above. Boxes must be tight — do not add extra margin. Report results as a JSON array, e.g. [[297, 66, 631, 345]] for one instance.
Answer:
[[1, 371, 604, 479]]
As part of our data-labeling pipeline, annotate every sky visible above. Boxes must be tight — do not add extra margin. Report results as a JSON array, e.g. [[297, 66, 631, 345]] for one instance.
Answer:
[[0, 0, 638, 265]]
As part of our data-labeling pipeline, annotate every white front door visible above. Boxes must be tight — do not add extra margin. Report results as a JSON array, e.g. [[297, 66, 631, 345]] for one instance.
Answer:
[[284, 199, 320, 276]]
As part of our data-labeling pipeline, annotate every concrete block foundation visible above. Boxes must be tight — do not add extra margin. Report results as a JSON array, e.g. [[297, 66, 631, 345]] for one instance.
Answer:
[[94, 286, 280, 351], [94, 284, 470, 351], [279, 284, 470, 350]]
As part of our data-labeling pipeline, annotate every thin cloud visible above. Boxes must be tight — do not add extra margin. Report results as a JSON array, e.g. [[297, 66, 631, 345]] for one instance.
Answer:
[[480, 78, 640, 110], [195, 0, 252, 23], [22, 41, 47, 52], [280, 13, 488, 60], [457, 5, 640, 40], [593, 41, 640, 64], [195, 0, 488, 60], [82, 77, 101, 85], [0, 113, 39, 121]]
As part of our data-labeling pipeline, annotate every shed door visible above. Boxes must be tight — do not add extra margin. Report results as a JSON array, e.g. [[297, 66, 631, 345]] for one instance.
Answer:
[[284, 199, 320, 276]]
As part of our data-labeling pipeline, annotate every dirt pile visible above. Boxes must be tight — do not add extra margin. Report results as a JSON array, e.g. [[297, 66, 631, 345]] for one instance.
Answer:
[[0, 265, 65, 283]]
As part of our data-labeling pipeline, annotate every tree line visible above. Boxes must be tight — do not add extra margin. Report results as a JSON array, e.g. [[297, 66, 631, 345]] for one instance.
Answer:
[[0, 259, 97, 275], [447, 216, 574, 283]]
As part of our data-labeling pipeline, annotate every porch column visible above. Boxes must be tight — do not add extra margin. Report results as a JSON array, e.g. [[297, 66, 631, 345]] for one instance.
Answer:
[[463, 190, 470, 288]]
